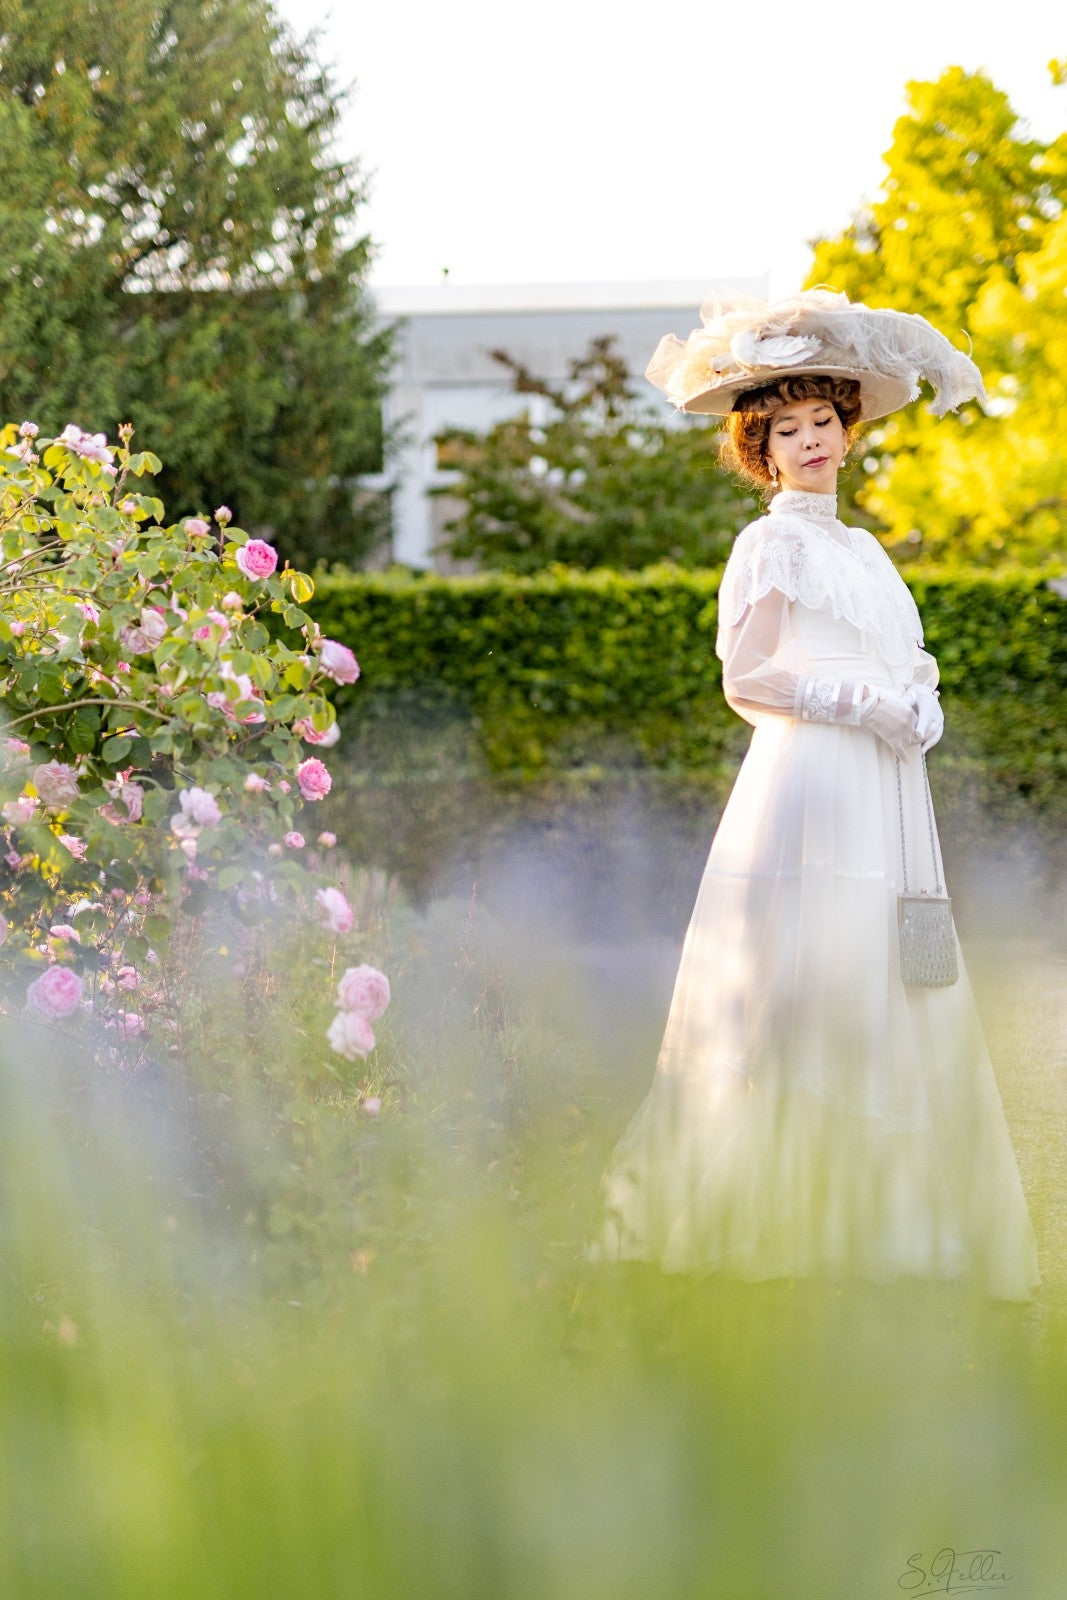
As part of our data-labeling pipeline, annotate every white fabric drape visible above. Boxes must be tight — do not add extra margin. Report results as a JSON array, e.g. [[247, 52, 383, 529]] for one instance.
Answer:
[[598, 491, 1039, 1300]]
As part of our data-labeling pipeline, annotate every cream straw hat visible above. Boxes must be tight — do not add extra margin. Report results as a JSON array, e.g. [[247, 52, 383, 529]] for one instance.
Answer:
[[646, 287, 985, 421]]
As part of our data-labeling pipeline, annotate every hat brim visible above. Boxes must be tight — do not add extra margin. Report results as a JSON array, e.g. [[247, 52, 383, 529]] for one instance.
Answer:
[[676, 364, 916, 423]]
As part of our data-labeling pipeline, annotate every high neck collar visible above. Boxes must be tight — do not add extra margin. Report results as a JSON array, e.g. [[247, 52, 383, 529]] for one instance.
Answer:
[[771, 488, 839, 522]]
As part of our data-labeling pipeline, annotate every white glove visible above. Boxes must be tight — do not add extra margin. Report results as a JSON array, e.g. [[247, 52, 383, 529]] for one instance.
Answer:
[[857, 687, 922, 758], [907, 683, 944, 753], [795, 676, 924, 760]]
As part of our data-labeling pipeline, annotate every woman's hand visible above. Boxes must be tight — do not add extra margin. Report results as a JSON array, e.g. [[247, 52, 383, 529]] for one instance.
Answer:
[[907, 683, 944, 753], [858, 688, 922, 758]]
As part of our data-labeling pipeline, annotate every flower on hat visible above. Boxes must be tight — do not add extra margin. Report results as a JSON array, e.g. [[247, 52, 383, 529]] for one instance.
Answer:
[[729, 330, 821, 370]]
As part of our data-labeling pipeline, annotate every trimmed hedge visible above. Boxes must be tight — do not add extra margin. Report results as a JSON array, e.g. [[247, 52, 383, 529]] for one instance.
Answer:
[[309, 566, 1067, 806]]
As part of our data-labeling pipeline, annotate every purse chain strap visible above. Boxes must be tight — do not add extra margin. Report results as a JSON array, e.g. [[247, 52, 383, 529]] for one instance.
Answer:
[[895, 752, 943, 897]]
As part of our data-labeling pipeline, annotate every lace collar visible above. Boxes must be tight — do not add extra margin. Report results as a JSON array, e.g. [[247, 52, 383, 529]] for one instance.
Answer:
[[770, 489, 839, 522]]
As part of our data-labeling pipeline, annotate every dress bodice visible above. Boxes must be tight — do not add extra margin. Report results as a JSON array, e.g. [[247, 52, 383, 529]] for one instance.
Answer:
[[716, 488, 925, 679]]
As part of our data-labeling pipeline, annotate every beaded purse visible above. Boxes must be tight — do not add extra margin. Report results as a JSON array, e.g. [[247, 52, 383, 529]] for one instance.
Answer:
[[896, 755, 958, 989]]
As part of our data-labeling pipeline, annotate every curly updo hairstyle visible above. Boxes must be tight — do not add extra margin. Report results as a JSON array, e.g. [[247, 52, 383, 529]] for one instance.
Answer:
[[719, 373, 863, 490]]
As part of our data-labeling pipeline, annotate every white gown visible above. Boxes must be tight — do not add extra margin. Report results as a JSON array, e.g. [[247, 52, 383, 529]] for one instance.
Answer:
[[599, 488, 1040, 1300]]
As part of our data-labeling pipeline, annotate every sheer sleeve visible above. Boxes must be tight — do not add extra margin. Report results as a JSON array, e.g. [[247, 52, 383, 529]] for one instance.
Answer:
[[718, 583, 805, 724], [717, 583, 865, 725], [714, 514, 937, 728], [912, 646, 939, 689]]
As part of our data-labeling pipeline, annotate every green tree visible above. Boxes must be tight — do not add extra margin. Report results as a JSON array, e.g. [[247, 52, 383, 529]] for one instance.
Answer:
[[0, 0, 390, 568], [809, 65, 1067, 565], [435, 337, 757, 572]]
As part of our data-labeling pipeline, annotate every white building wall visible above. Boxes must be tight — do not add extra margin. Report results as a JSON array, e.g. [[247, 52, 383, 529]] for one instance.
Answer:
[[372, 278, 768, 569]]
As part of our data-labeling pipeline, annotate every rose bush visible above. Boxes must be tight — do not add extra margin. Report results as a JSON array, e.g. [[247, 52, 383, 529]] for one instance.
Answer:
[[0, 420, 383, 1070]]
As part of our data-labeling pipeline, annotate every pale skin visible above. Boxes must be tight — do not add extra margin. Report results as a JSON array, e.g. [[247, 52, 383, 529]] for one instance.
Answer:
[[765, 396, 847, 495]]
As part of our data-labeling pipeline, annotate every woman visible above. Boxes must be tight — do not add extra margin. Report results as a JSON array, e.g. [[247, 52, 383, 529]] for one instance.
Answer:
[[597, 289, 1039, 1300]]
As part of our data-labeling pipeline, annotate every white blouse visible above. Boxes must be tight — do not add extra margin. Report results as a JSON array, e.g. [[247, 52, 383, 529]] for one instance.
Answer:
[[715, 488, 938, 728]]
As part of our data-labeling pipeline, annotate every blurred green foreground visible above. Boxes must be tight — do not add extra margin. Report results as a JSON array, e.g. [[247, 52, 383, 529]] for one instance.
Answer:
[[1, 877, 1064, 1600]]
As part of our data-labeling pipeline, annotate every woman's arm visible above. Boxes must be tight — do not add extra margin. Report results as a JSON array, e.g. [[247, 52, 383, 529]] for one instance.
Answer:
[[719, 585, 808, 723], [719, 585, 923, 755]]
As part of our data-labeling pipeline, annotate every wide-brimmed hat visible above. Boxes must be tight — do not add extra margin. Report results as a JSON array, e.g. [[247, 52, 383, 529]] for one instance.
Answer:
[[646, 287, 985, 421]]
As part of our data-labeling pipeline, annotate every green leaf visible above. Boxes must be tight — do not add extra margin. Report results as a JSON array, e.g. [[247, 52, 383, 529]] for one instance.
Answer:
[[101, 736, 133, 765], [103, 858, 140, 892], [67, 711, 100, 754]]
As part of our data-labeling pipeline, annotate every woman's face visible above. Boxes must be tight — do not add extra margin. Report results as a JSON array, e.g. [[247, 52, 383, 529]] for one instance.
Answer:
[[765, 396, 847, 494]]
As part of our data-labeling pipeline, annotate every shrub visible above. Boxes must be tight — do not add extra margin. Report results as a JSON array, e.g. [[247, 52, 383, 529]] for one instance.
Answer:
[[309, 566, 1067, 803], [0, 421, 386, 1067]]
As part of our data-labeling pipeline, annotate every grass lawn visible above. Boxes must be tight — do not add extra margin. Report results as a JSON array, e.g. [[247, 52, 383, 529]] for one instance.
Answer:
[[1, 794, 1064, 1600]]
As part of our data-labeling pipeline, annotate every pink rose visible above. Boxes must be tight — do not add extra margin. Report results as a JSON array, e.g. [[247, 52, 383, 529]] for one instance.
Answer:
[[266, 843, 282, 858], [59, 834, 87, 859], [215, 505, 233, 524], [19, 421, 39, 439], [119, 606, 167, 654], [318, 831, 337, 848], [101, 778, 144, 824], [178, 787, 222, 828], [362, 1095, 382, 1117], [206, 664, 264, 722], [235, 539, 278, 580], [2, 794, 38, 826], [33, 761, 81, 809], [317, 639, 360, 685], [184, 517, 211, 537], [193, 610, 231, 642], [27, 965, 84, 1020], [115, 1011, 145, 1040], [244, 773, 269, 793], [296, 758, 331, 802], [9, 621, 27, 636], [76, 601, 100, 624], [57, 423, 114, 466], [115, 966, 140, 990], [315, 886, 353, 935], [336, 964, 390, 1022], [3, 737, 30, 758], [220, 591, 242, 610], [293, 718, 341, 748], [326, 1008, 375, 1060], [48, 924, 81, 943], [283, 831, 305, 849]]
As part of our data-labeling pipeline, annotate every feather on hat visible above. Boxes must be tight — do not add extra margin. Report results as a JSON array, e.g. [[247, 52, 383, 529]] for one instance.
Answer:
[[646, 287, 985, 421]]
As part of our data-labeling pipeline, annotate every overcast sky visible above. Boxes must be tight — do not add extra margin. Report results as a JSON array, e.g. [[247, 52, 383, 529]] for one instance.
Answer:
[[271, 0, 1065, 297]]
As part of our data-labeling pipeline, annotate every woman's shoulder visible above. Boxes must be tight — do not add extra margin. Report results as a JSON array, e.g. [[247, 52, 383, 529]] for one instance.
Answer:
[[718, 512, 814, 619], [843, 520, 896, 559], [729, 508, 812, 558]]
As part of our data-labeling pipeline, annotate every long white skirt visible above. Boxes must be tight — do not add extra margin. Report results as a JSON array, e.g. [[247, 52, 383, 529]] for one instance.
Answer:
[[599, 717, 1040, 1301]]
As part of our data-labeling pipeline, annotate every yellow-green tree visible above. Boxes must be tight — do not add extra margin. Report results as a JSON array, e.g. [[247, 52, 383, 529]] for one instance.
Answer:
[[809, 64, 1067, 566]]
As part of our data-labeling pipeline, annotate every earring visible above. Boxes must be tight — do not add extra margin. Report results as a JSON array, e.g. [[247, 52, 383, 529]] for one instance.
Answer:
[[767, 461, 778, 482]]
